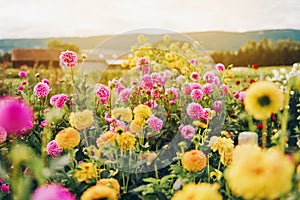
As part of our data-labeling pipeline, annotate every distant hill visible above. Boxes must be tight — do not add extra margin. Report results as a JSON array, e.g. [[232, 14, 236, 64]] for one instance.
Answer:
[[1, 29, 300, 53]]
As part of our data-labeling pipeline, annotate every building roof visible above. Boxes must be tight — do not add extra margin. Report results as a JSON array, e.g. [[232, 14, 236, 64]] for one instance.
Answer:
[[11, 48, 60, 61]]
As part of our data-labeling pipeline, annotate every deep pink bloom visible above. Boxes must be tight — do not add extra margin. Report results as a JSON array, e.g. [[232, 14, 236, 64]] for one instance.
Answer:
[[0, 96, 34, 136], [46, 140, 63, 157], [39, 120, 49, 128], [200, 108, 211, 121], [191, 89, 203, 101], [34, 82, 50, 98], [136, 57, 150, 74], [22, 81, 27, 85], [32, 183, 76, 200], [213, 100, 223, 113], [232, 91, 240, 99], [147, 115, 163, 131], [0, 126, 7, 143], [50, 95, 60, 105], [187, 102, 203, 119], [215, 63, 225, 71], [60, 50, 77, 67], [95, 84, 110, 104], [17, 85, 24, 91], [42, 79, 50, 86], [145, 100, 158, 109], [18, 71, 27, 78], [141, 74, 153, 89], [190, 72, 200, 82], [151, 89, 160, 99], [52, 94, 69, 109], [119, 88, 132, 102], [179, 124, 195, 139], [202, 83, 214, 95], [0, 183, 10, 194], [166, 88, 179, 101]]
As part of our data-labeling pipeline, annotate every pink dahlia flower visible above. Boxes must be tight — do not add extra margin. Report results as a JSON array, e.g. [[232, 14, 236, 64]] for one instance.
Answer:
[[95, 84, 110, 104], [50, 94, 69, 109], [141, 74, 154, 89], [178, 124, 195, 139], [191, 89, 203, 101], [34, 82, 50, 98], [190, 72, 200, 82], [118, 88, 132, 102], [32, 183, 76, 200], [147, 115, 163, 131], [202, 83, 214, 95], [215, 63, 225, 71], [187, 102, 203, 119], [46, 140, 63, 157], [136, 57, 150, 74], [166, 88, 179, 101], [213, 100, 223, 113], [60, 50, 77, 67], [0, 96, 34, 136]]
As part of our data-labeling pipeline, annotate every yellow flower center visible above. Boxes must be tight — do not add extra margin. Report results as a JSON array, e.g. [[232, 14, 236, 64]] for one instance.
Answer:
[[257, 95, 271, 107]]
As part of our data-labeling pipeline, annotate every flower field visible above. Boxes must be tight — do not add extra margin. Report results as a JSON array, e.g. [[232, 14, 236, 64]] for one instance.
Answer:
[[0, 34, 299, 200]]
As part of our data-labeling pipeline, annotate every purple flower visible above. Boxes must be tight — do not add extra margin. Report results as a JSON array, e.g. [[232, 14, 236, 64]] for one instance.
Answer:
[[46, 140, 63, 157], [32, 183, 76, 200], [60, 50, 77, 67], [34, 82, 50, 98], [215, 63, 225, 71], [213, 100, 223, 113], [141, 74, 153, 89], [191, 89, 203, 101], [17, 85, 24, 91], [95, 84, 110, 104], [0, 126, 7, 144], [147, 115, 163, 131], [187, 102, 203, 119], [166, 88, 179, 101], [179, 124, 195, 139], [202, 83, 214, 95], [18, 71, 27, 78], [119, 88, 132, 102], [190, 72, 200, 82], [136, 57, 150, 74], [0, 96, 34, 137], [0, 183, 10, 194]]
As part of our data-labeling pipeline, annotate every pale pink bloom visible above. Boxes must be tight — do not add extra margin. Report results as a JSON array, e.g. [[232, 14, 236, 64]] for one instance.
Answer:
[[141, 74, 153, 89], [213, 100, 223, 113], [219, 84, 229, 95], [60, 50, 77, 67], [150, 73, 161, 85], [95, 84, 110, 104], [187, 102, 203, 119], [34, 82, 50, 98], [166, 88, 179, 101], [191, 89, 203, 101], [0, 126, 7, 143], [46, 140, 63, 157], [147, 115, 163, 131], [18, 71, 27, 78], [163, 70, 172, 79], [190, 72, 200, 82], [238, 91, 246, 101], [203, 71, 220, 85], [181, 83, 192, 95], [136, 57, 150, 74], [202, 83, 214, 95], [32, 183, 76, 200], [190, 82, 202, 90], [105, 113, 116, 123], [43, 109, 50, 114], [215, 63, 225, 71], [179, 124, 195, 139], [119, 88, 132, 102]]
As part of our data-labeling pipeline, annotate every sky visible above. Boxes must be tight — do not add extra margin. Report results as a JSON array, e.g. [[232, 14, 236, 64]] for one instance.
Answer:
[[0, 0, 299, 39]]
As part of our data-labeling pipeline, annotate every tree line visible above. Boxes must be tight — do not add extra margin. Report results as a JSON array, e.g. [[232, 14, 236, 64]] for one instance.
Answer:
[[210, 38, 300, 66]]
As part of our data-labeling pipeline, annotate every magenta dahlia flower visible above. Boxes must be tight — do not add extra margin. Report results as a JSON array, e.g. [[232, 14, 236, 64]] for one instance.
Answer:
[[60, 50, 77, 67], [46, 140, 63, 157], [32, 183, 76, 200], [95, 84, 110, 104], [34, 82, 50, 98]]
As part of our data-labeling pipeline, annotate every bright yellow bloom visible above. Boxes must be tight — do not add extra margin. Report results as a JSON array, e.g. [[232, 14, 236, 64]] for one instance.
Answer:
[[133, 104, 152, 120], [96, 131, 115, 148], [74, 162, 97, 183], [69, 109, 94, 130], [182, 150, 207, 172], [129, 119, 144, 133], [171, 183, 222, 200], [97, 178, 120, 195], [225, 144, 295, 199], [112, 107, 132, 122], [210, 169, 222, 181], [116, 132, 136, 150], [80, 185, 118, 200], [209, 136, 234, 166], [244, 81, 284, 120], [55, 127, 80, 149], [193, 121, 207, 128]]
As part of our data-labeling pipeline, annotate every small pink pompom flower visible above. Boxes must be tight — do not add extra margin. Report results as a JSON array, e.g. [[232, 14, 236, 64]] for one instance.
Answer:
[[46, 140, 63, 157], [191, 89, 203, 101], [187, 102, 203, 119], [32, 183, 76, 200], [179, 124, 195, 139], [34, 82, 50, 98], [60, 50, 77, 67], [17, 85, 24, 91], [147, 115, 163, 131], [18, 71, 27, 78], [95, 84, 110, 104], [215, 63, 225, 71], [190, 72, 200, 82]]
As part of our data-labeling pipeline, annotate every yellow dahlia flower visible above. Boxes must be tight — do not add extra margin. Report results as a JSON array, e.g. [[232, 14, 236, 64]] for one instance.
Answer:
[[55, 127, 80, 149], [96, 131, 115, 148], [244, 81, 284, 120], [97, 178, 120, 195], [112, 107, 132, 122], [116, 132, 136, 150], [74, 162, 97, 183], [224, 144, 295, 199], [69, 109, 94, 130], [171, 183, 222, 200], [209, 136, 234, 166], [133, 104, 151, 120], [129, 119, 144, 133], [80, 185, 117, 200], [182, 150, 207, 172]]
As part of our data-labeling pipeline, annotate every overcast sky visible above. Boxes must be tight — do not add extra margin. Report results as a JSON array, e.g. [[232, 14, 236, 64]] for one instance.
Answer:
[[0, 0, 299, 39]]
